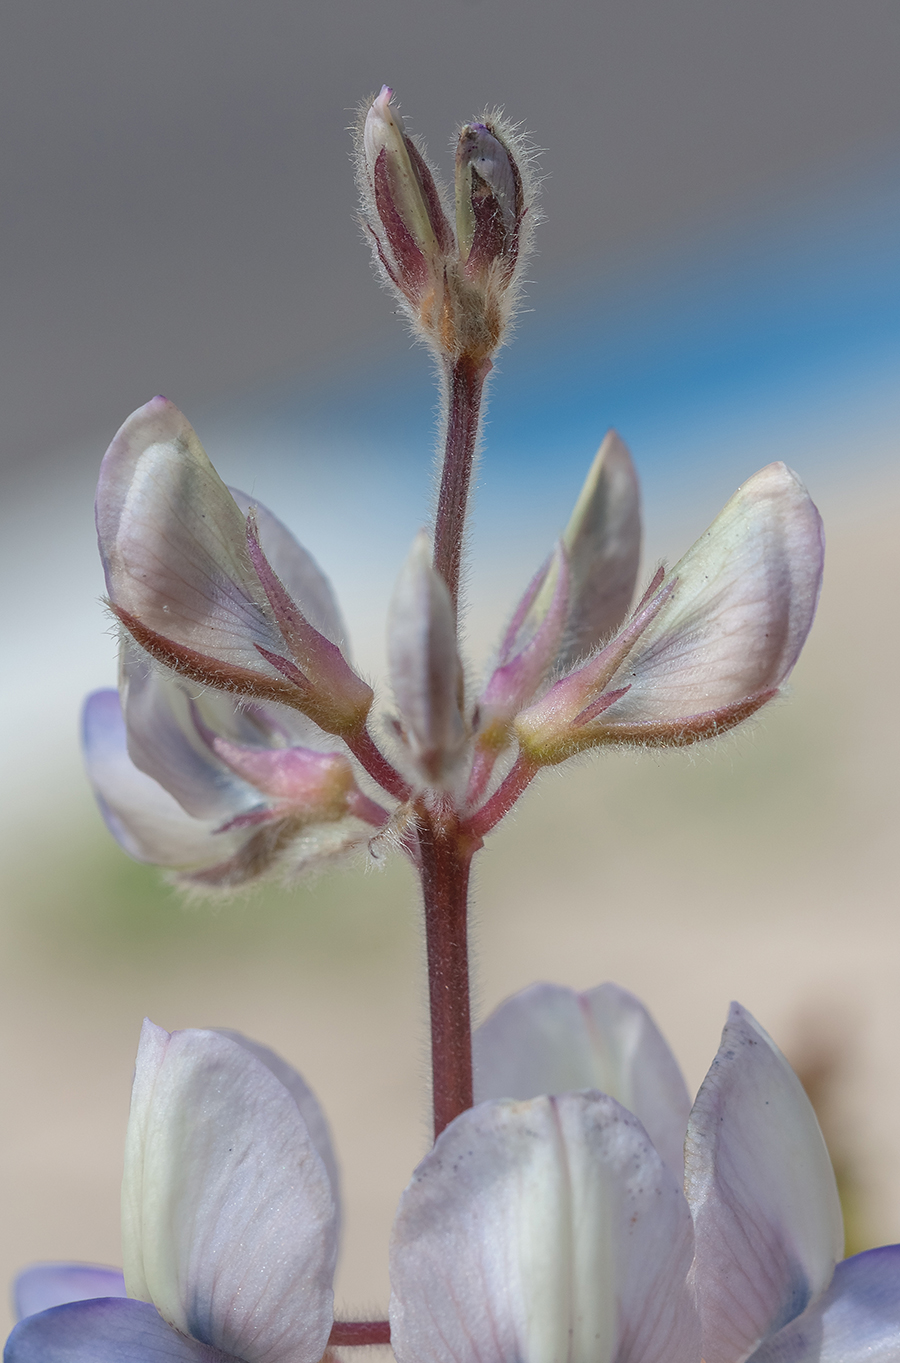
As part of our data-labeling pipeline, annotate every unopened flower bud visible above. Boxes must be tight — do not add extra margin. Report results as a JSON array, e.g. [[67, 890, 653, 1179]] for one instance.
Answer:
[[359, 87, 453, 315], [388, 532, 467, 785], [455, 120, 523, 283]]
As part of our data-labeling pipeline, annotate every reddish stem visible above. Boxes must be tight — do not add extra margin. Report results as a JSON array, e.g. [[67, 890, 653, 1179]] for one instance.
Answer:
[[346, 789, 391, 827], [418, 810, 476, 1138], [329, 1321, 391, 1347], [345, 727, 411, 801], [463, 756, 538, 839], [433, 355, 491, 615]]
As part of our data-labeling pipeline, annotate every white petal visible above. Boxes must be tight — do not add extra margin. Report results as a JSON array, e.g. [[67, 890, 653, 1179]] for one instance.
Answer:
[[749, 1245, 900, 1363], [558, 431, 641, 669], [473, 981, 691, 1177], [214, 1030, 341, 1210], [602, 463, 823, 729], [120, 649, 259, 821], [97, 398, 287, 673], [82, 690, 243, 869], [685, 1004, 844, 1363], [389, 1092, 699, 1363], [122, 1022, 337, 1363]]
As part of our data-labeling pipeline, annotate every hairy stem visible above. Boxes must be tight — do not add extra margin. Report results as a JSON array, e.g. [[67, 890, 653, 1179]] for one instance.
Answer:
[[463, 755, 539, 838], [418, 809, 477, 1138], [329, 1321, 391, 1347], [345, 727, 411, 801], [433, 355, 491, 615]]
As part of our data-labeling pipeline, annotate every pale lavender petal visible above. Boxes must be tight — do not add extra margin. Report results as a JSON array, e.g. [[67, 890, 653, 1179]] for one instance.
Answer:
[[685, 1004, 844, 1363], [558, 431, 641, 669], [516, 462, 824, 761], [82, 690, 243, 869], [14, 1264, 126, 1320], [213, 1031, 341, 1209], [596, 462, 824, 730], [473, 981, 691, 1176], [388, 532, 466, 783], [122, 1022, 336, 1363], [389, 1092, 699, 1363], [120, 650, 259, 822], [749, 1245, 900, 1363], [5, 1298, 231, 1363], [96, 398, 289, 675], [229, 490, 347, 650]]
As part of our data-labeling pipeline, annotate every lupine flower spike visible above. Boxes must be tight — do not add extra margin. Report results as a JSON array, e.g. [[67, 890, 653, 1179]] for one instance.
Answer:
[[16, 85, 882, 1363]]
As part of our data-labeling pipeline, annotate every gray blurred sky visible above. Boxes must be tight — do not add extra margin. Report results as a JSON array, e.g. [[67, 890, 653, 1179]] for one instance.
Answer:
[[2, 0, 899, 484]]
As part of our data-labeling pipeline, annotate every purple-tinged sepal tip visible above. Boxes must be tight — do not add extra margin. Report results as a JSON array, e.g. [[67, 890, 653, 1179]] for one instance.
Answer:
[[476, 542, 570, 755]]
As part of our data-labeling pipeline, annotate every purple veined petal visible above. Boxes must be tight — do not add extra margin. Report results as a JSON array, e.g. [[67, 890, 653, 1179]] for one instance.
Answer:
[[387, 532, 467, 784], [389, 1092, 700, 1363], [479, 544, 570, 734], [748, 1244, 900, 1363], [213, 1031, 341, 1212], [594, 462, 824, 734], [122, 1022, 337, 1363], [96, 398, 291, 678], [14, 1263, 126, 1320], [557, 431, 642, 670], [82, 690, 245, 869], [119, 649, 260, 822], [516, 462, 824, 763], [685, 1004, 844, 1363], [229, 491, 348, 652], [473, 981, 691, 1177], [4, 1297, 231, 1363]]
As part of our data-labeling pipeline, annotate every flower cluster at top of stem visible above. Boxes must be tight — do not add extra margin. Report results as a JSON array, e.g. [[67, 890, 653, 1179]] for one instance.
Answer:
[[357, 86, 535, 365], [83, 401, 824, 888], [8, 986, 900, 1363], [81, 91, 825, 897]]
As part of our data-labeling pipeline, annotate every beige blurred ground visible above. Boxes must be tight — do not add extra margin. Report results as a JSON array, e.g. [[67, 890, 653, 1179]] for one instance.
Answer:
[[1, 464, 899, 1334]]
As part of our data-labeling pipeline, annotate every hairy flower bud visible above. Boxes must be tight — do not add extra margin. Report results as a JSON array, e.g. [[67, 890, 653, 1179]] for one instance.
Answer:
[[359, 87, 453, 323], [455, 121, 523, 284], [356, 90, 536, 364]]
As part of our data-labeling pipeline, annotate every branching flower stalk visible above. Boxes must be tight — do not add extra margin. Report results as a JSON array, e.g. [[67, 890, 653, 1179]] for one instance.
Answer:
[[21, 87, 896, 1363], [83, 82, 822, 1177]]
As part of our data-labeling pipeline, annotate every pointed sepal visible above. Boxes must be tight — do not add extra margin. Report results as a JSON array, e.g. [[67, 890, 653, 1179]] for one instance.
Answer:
[[557, 430, 642, 669]]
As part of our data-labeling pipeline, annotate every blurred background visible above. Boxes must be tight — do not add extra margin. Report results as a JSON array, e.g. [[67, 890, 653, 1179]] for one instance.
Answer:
[[2, 0, 900, 1332]]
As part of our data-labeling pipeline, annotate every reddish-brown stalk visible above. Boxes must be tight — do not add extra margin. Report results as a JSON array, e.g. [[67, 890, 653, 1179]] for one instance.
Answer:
[[432, 354, 491, 616], [417, 806, 480, 1137]]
